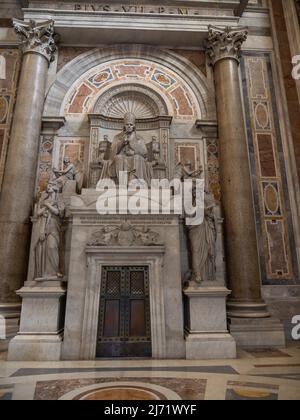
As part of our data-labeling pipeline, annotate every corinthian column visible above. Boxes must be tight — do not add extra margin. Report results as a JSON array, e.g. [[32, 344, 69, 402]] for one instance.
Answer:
[[206, 26, 269, 319], [0, 19, 58, 349]]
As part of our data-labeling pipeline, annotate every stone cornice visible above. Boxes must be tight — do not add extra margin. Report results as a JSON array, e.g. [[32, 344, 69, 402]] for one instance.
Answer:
[[12, 18, 59, 63], [205, 25, 248, 66], [41, 116, 66, 132], [23, 8, 240, 46], [23, 1, 251, 10]]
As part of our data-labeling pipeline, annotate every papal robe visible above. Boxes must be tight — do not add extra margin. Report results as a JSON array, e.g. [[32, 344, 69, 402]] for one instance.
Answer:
[[100, 132, 153, 185]]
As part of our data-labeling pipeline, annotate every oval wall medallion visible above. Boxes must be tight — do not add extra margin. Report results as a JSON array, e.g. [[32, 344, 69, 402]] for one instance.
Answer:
[[255, 102, 269, 129], [264, 183, 280, 215], [0, 96, 8, 124]]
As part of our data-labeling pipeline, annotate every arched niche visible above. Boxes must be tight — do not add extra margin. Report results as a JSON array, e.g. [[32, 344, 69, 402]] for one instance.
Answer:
[[88, 82, 173, 186], [41, 46, 216, 192], [93, 83, 169, 119], [44, 45, 216, 121]]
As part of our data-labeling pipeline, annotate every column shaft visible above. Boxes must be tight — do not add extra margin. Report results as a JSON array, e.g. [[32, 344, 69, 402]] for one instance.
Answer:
[[0, 53, 48, 303], [0, 19, 57, 349], [206, 26, 269, 318]]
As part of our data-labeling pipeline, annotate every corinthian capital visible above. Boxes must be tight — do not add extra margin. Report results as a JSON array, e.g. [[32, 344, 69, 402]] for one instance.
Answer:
[[206, 25, 248, 66], [13, 19, 58, 63]]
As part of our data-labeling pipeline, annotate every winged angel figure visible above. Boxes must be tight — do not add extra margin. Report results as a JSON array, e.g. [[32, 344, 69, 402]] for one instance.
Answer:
[[13, 19, 58, 62]]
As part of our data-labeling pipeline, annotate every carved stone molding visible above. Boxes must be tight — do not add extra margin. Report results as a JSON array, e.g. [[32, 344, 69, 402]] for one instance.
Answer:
[[195, 119, 218, 137], [13, 19, 59, 63], [87, 223, 163, 247], [41, 116, 66, 134], [88, 114, 172, 131], [205, 25, 248, 66]]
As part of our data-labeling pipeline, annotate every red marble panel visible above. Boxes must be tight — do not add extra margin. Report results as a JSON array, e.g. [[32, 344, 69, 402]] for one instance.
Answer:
[[57, 47, 91, 72], [0, 128, 4, 156], [59, 143, 83, 168], [171, 86, 193, 116], [257, 134, 277, 178], [177, 146, 196, 169], [115, 64, 150, 78], [272, 0, 300, 185], [174, 50, 207, 76], [69, 84, 93, 113]]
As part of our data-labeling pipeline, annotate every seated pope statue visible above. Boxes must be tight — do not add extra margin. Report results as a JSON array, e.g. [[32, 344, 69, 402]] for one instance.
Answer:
[[99, 112, 154, 185]]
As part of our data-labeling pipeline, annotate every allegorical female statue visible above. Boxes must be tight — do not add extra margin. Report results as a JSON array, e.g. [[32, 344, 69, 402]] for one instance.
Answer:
[[33, 180, 65, 280], [188, 188, 217, 285]]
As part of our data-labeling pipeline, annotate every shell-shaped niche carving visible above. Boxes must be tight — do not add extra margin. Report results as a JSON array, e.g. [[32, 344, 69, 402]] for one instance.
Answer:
[[104, 92, 156, 119], [93, 84, 169, 118]]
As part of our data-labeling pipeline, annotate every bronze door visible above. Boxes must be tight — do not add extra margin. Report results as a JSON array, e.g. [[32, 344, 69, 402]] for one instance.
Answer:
[[96, 266, 151, 358]]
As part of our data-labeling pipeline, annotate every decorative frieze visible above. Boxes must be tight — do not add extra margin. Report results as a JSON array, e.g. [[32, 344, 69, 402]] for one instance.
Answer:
[[87, 223, 163, 247]]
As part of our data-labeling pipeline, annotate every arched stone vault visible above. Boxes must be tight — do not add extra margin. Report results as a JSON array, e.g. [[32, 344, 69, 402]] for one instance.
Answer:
[[44, 45, 216, 121]]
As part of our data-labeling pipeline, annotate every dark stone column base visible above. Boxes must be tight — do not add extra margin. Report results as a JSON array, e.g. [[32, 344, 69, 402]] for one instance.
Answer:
[[0, 303, 21, 351], [228, 317, 286, 348], [227, 300, 270, 319]]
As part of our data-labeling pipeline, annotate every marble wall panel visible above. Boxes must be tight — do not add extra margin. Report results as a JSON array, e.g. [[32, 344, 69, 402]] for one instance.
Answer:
[[173, 50, 207, 77], [272, 0, 300, 185], [206, 138, 221, 202], [242, 53, 299, 284], [256, 133, 277, 178], [36, 135, 55, 194], [0, 48, 21, 190], [174, 142, 203, 173], [57, 47, 94, 73]]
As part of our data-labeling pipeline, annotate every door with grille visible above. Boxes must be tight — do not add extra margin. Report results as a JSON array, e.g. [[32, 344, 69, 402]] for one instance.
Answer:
[[96, 266, 151, 358]]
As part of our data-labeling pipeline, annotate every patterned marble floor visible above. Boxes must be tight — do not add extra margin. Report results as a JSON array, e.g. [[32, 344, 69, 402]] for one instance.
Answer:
[[0, 345, 300, 400]]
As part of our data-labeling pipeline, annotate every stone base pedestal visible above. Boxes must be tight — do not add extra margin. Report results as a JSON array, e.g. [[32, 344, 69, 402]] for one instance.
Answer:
[[184, 286, 237, 359], [8, 285, 66, 361], [229, 317, 286, 348], [8, 334, 63, 361], [185, 333, 237, 360], [0, 304, 21, 352]]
